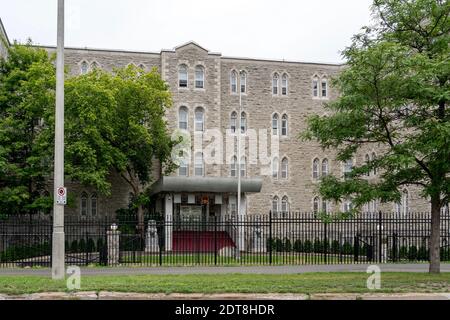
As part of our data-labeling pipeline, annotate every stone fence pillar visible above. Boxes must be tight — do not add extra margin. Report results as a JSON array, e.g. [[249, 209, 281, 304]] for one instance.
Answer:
[[107, 226, 120, 266]]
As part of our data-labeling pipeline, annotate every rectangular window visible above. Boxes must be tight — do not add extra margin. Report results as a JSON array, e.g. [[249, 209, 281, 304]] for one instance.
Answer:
[[321, 81, 327, 97]]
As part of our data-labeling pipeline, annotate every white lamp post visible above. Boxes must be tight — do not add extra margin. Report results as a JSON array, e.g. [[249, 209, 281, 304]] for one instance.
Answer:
[[52, 0, 65, 280]]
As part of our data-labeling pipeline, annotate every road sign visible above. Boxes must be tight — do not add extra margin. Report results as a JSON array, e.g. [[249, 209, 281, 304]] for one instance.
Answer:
[[56, 186, 67, 205]]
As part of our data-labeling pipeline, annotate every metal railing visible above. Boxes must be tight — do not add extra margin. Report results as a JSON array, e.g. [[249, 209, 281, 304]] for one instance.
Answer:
[[1, 211, 449, 267]]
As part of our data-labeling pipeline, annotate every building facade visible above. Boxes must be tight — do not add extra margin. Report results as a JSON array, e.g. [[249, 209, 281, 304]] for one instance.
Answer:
[[0, 19, 431, 225]]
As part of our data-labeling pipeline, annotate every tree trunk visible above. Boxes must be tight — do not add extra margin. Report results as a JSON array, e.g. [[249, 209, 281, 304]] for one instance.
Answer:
[[429, 196, 441, 273]]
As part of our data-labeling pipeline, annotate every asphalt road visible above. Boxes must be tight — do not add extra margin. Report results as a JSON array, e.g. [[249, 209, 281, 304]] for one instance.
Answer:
[[1, 263, 450, 276]]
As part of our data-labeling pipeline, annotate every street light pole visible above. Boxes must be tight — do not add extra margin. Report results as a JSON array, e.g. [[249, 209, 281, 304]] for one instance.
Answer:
[[52, 0, 65, 280], [236, 70, 243, 259]]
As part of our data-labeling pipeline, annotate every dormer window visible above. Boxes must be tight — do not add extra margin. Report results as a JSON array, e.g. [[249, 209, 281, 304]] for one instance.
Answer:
[[179, 64, 188, 88]]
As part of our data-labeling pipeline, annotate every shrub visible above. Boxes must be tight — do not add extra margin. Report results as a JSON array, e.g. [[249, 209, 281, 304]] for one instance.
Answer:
[[313, 239, 323, 253], [399, 246, 408, 259], [275, 238, 284, 252], [79, 239, 86, 253], [293, 240, 303, 252], [87, 238, 96, 253], [331, 240, 340, 254], [417, 246, 428, 261], [303, 240, 313, 253], [284, 239, 292, 252], [342, 242, 353, 255], [408, 245, 418, 260], [97, 238, 105, 251], [70, 240, 79, 253]]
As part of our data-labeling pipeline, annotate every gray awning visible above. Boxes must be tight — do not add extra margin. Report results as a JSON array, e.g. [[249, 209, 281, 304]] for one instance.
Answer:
[[149, 176, 263, 195]]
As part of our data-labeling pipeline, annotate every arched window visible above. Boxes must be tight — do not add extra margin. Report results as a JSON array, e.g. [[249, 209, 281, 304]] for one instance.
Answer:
[[372, 152, 377, 175], [195, 107, 204, 132], [138, 64, 146, 70], [230, 156, 237, 177], [91, 193, 98, 216], [281, 114, 288, 136], [322, 199, 329, 214], [195, 65, 204, 89], [272, 196, 279, 213], [179, 64, 188, 88], [281, 157, 289, 179], [312, 76, 319, 97], [90, 62, 99, 70], [321, 77, 328, 98], [240, 71, 247, 93], [240, 112, 247, 133], [80, 192, 88, 216], [281, 74, 288, 95], [80, 61, 89, 75], [365, 154, 371, 177], [194, 152, 204, 176], [313, 197, 320, 213], [281, 196, 289, 213], [230, 111, 237, 133], [272, 73, 279, 95], [240, 156, 246, 177], [343, 199, 353, 212], [343, 159, 353, 178], [313, 158, 320, 180], [322, 159, 329, 177], [272, 114, 279, 136], [179, 150, 189, 176], [179, 106, 188, 130], [230, 70, 238, 93], [272, 157, 279, 179]]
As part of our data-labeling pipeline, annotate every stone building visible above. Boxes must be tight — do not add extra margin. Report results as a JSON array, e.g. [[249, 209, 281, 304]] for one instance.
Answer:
[[0, 18, 431, 227]]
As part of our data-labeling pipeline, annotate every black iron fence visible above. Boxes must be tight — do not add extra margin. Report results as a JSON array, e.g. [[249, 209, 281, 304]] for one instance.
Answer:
[[1, 212, 449, 268]]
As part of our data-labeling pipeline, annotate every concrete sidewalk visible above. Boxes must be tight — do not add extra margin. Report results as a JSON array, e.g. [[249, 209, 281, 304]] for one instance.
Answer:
[[1, 264, 450, 276], [1, 292, 450, 300]]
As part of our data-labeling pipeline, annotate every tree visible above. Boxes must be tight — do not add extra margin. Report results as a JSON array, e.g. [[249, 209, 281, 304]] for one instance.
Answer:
[[0, 42, 55, 216], [64, 65, 177, 232], [302, 0, 449, 273]]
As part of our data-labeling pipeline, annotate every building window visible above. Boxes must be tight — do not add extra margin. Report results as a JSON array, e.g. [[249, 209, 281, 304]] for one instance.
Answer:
[[281, 157, 289, 179], [195, 65, 204, 89], [272, 73, 279, 95], [240, 112, 247, 133], [313, 158, 320, 180], [230, 70, 237, 93], [194, 152, 204, 176], [272, 157, 279, 179], [230, 156, 237, 177], [281, 74, 288, 95], [396, 189, 409, 216], [91, 193, 98, 216], [179, 151, 189, 176], [312, 77, 319, 97], [230, 111, 237, 133], [343, 199, 353, 212], [281, 196, 289, 213], [272, 114, 279, 136], [322, 199, 329, 214], [372, 152, 377, 175], [313, 197, 320, 213], [240, 71, 247, 93], [321, 79, 328, 98], [322, 159, 329, 177], [90, 62, 99, 70], [240, 156, 246, 177], [138, 64, 146, 70], [80, 61, 89, 75], [80, 192, 88, 216], [365, 154, 371, 177], [195, 107, 204, 132], [179, 64, 188, 88], [272, 196, 279, 213], [343, 159, 353, 178], [179, 106, 188, 130], [281, 114, 288, 136]]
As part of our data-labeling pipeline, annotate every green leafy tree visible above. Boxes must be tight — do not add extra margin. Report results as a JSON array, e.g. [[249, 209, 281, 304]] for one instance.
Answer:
[[302, 0, 449, 273], [0, 42, 55, 215]]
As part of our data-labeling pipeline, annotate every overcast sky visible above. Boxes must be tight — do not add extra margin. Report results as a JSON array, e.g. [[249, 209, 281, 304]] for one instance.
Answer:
[[0, 0, 375, 63]]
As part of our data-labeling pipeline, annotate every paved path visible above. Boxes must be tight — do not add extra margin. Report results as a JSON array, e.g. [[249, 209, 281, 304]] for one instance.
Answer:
[[1, 264, 450, 276]]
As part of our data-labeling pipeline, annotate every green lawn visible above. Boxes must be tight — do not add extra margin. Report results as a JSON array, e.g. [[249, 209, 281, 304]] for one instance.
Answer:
[[0, 273, 449, 295]]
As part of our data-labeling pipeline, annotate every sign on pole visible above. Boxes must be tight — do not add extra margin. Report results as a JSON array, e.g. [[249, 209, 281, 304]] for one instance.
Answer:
[[56, 187, 67, 205]]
